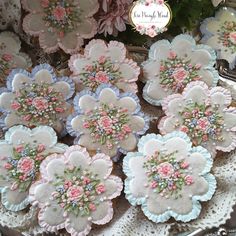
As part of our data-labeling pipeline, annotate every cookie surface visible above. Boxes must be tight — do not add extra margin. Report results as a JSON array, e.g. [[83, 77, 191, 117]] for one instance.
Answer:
[[29, 145, 123, 236], [123, 131, 216, 223]]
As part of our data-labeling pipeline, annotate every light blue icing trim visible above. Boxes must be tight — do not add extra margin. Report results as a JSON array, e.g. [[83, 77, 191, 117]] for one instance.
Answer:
[[0, 87, 10, 113], [1, 186, 29, 211], [200, 7, 236, 69], [66, 84, 149, 158], [142, 34, 219, 106], [123, 131, 216, 223], [1, 64, 75, 136]]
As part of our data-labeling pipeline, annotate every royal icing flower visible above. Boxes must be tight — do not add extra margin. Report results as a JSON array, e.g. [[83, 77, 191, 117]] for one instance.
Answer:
[[67, 84, 149, 158], [22, 0, 99, 54], [200, 7, 236, 69], [142, 34, 219, 106], [69, 39, 140, 93], [0, 64, 75, 135], [0, 125, 67, 211], [123, 132, 216, 223], [29, 145, 123, 236], [0, 31, 31, 85], [158, 81, 236, 157]]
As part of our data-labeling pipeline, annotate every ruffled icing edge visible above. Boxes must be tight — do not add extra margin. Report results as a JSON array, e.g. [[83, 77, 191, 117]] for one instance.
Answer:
[[123, 131, 216, 223]]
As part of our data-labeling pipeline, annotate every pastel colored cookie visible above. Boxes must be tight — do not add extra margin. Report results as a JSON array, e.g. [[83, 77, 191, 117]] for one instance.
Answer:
[[29, 145, 123, 236], [123, 132, 216, 223]]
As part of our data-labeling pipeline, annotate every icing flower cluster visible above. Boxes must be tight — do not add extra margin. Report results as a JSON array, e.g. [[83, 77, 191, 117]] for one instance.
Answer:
[[52, 166, 106, 216], [41, 0, 80, 38], [159, 51, 202, 92], [0, 53, 15, 83], [81, 56, 122, 91], [11, 83, 66, 126], [218, 21, 236, 53], [2, 143, 46, 192], [83, 103, 131, 150], [179, 102, 224, 146], [143, 151, 194, 199]]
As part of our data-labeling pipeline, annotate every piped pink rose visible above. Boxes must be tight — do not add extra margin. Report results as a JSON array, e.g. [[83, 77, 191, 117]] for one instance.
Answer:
[[67, 186, 84, 200], [32, 97, 49, 111], [157, 162, 174, 178], [229, 32, 236, 44], [95, 71, 109, 83], [172, 68, 189, 81], [17, 157, 35, 174]]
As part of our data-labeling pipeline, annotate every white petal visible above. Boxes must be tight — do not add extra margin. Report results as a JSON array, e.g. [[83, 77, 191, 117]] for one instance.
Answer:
[[70, 115, 90, 134], [39, 203, 65, 228], [84, 39, 107, 60], [4, 113, 22, 128], [45, 159, 66, 180], [108, 41, 126, 62], [140, 138, 162, 156], [120, 134, 137, 152], [78, 95, 97, 113], [11, 73, 31, 92], [91, 201, 113, 224], [0, 92, 15, 110], [66, 213, 91, 235], [128, 116, 145, 133], [90, 154, 112, 178], [117, 96, 138, 113], [67, 149, 90, 169], [51, 81, 72, 99], [34, 69, 54, 84], [98, 88, 118, 104]]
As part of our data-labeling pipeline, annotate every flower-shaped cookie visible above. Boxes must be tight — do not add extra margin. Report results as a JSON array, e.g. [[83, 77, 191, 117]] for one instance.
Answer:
[[123, 132, 216, 223], [200, 7, 236, 69], [0, 31, 32, 84], [69, 39, 140, 93], [67, 85, 149, 158], [29, 145, 123, 236], [0, 125, 67, 211], [22, 0, 99, 54], [142, 34, 219, 106], [0, 64, 75, 135], [159, 81, 236, 157]]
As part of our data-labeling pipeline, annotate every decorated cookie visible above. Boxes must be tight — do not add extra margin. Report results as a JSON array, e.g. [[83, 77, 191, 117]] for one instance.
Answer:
[[142, 34, 219, 106], [69, 39, 140, 93], [0, 125, 67, 211], [67, 84, 149, 158], [0, 64, 75, 136], [200, 7, 236, 69], [0, 31, 32, 84], [22, 0, 99, 54], [29, 145, 123, 236], [158, 81, 236, 157], [123, 132, 216, 223]]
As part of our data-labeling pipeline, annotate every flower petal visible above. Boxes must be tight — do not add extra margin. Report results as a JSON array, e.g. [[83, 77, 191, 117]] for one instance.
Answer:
[[223, 109, 236, 129], [23, 13, 47, 35], [11, 73, 31, 91], [215, 130, 236, 152], [142, 60, 161, 81], [172, 37, 194, 58], [119, 60, 139, 82], [149, 40, 171, 60], [128, 116, 145, 133], [77, 95, 97, 113], [34, 69, 54, 84], [90, 153, 112, 178], [190, 48, 212, 66], [38, 203, 65, 230], [0, 92, 15, 111], [103, 176, 123, 199], [30, 182, 55, 205], [139, 137, 162, 156], [98, 87, 118, 104], [66, 148, 90, 169], [120, 133, 137, 152], [69, 55, 90, 74], [4, 113, 22, 128], [117, 96, 138, 113], [21, 0, 44, 12], [1, 187, 29, 211], [42, 158, 66, 180], [158, 116, 180, 134], [39, 31, 59, 54], [66, 213, 91, 235], [204, 20, 221, 34], [84, 39, 107, 60], [210, 87, 232, 108], [91, 201, 113, 224], [59, 31, 83, 54], [198, 69, 215, 87], [78, 134, 100, 151], [78, 0, 99, 17], [107, 41, 127, 62], [75, 18, 97, 38], [51, 81, 72, 99], [70, 115, 90, 135]]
